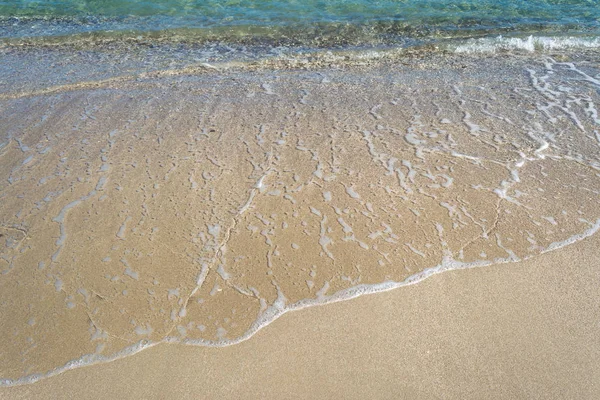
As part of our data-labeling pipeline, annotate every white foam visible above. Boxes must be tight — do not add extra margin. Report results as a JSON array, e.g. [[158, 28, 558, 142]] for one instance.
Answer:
[[453, 35, 600, 54], [345, 186, 360, 199], [3, 219, 599, 388], [216, 264, 230, 280], [124, 267, 139, 280], [134, 324, 153, 336], [116, 216, 131, 240]]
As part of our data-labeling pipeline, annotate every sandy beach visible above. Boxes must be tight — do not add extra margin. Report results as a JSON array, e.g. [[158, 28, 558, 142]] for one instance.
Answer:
[[2, 222, 599, 399], [1, 45, 600, 398]]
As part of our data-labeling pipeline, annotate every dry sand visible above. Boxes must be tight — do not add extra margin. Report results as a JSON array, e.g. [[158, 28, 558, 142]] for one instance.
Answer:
[[3, 230, 599, 400]]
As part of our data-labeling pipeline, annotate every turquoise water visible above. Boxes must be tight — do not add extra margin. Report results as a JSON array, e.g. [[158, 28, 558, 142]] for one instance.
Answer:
[[1, 0, 599, 43]]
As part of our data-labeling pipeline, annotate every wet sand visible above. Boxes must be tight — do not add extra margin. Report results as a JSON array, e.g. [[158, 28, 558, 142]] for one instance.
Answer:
[[2, 226, 600, 399], [1, 47, 600, 395]]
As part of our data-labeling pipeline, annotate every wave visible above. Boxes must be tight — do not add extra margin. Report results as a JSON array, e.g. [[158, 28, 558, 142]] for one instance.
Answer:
[[452, 35, 600, 54], [1, 12, 599, 50], [1, 25, 600, 387], [2, 218, 599, 387]]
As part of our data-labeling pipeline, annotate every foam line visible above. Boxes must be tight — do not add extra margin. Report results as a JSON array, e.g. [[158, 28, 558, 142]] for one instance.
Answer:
[[452, 35, 600, 54], [3, 219, 598, 387]]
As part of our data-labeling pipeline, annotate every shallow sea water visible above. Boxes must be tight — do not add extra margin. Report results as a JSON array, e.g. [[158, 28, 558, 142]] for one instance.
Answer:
[[1, 0, 599, 46], [1, 0, 600, 387]]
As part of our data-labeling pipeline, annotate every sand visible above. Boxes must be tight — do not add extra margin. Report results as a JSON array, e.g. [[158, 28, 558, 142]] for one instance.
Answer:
[[1, 47, 600, 398], [2, 224, 599, 399]]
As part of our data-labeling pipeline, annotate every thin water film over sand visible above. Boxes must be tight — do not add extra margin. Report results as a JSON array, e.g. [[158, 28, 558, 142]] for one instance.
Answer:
[[1, 51, 600, 384]]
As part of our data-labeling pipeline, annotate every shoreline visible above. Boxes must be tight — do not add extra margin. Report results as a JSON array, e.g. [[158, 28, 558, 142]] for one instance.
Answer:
[[1, 45, 600, 391], [2, 228, 599, 399], [4, 219, 599, 387], [1, 35, 600, 102]]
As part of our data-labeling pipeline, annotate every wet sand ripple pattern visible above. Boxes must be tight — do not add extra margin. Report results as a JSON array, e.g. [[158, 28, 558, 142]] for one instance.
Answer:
[[1, 53, 600, 384]]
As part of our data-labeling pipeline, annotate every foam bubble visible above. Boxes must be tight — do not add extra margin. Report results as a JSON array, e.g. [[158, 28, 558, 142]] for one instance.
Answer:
[[453, 35, 600, 54]]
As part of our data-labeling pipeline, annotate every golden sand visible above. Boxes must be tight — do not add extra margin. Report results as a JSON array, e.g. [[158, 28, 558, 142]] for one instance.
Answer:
[[2, 226, 599, 399], [1, 50, 600, 387]]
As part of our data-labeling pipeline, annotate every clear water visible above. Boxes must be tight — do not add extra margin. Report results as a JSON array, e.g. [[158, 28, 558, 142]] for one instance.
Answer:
[[2, 0, 600, 389], [1, 0, 599, 43]]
